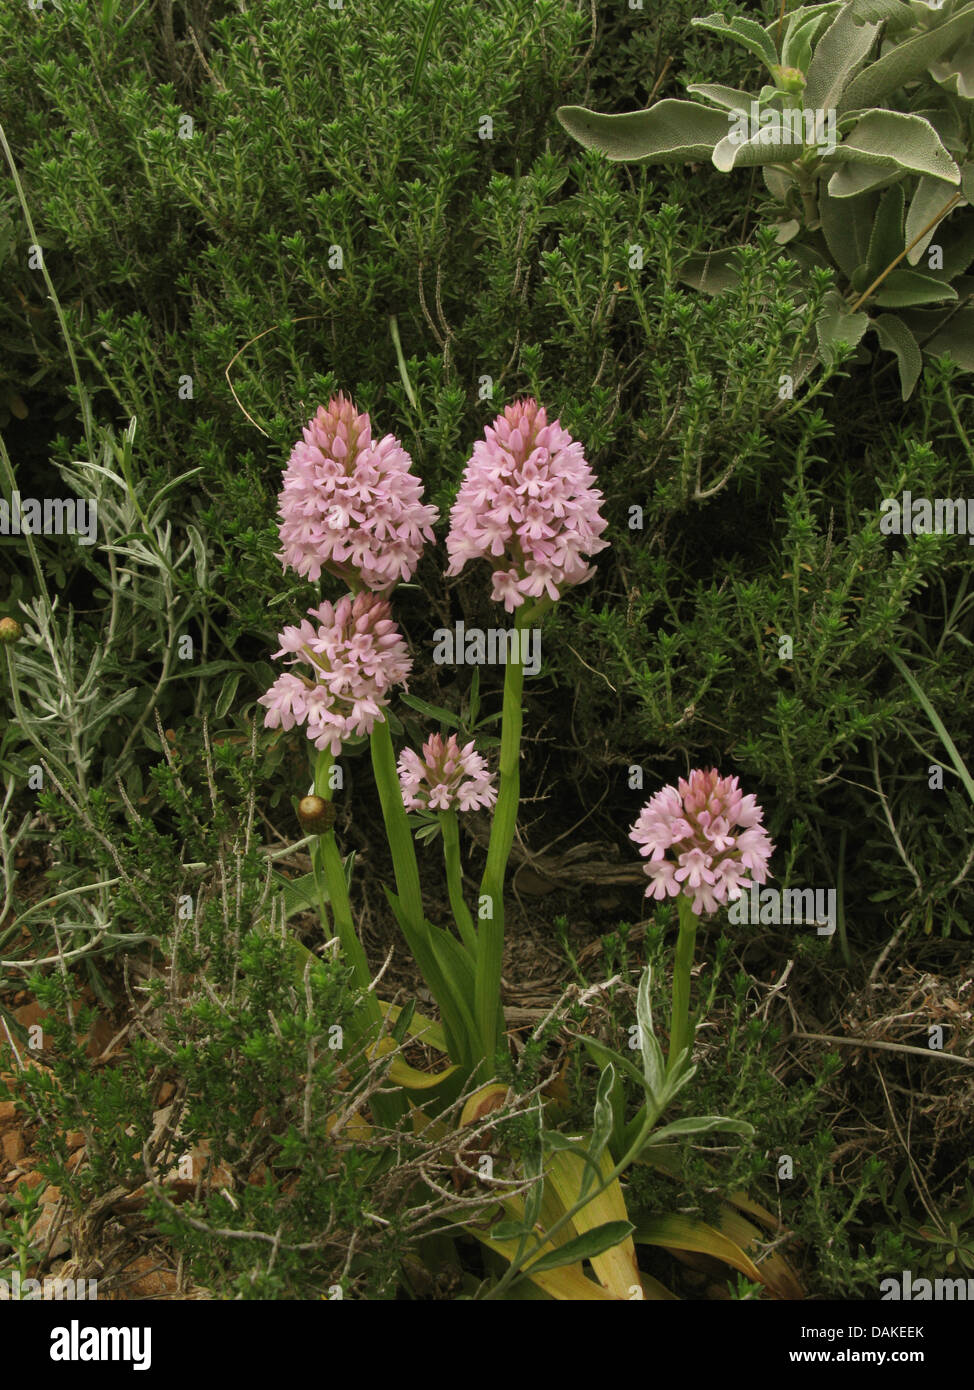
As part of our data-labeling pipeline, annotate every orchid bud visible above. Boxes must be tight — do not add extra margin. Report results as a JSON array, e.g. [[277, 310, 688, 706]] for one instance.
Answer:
[[297, 795, 337, 834]]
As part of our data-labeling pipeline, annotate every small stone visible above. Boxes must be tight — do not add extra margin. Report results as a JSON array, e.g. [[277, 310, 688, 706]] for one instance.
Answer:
[[29, 1203, 70, 1258], [13, 1000, 48, 1031], [2, 1130, 25, 1163]]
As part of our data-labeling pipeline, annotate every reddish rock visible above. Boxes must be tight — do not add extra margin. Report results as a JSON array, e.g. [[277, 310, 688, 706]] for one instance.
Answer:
[[13, 1000, 49, 1031], [2, 1130, 25, 1163], [82, 1016, 117, 1060], [117, 1255, 180, 1299], [29, 1202, 70, 1258]]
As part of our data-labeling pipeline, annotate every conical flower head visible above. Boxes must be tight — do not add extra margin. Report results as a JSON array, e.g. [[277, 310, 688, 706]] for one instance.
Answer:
[[629, 768, 774, 917], [445, 399, 610, 612], [258, 591, 411, 754], [277, 393, 438, 592], [397, 732, 497, 813]]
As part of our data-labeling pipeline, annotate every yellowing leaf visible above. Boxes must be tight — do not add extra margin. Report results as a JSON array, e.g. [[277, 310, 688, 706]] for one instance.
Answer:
[[546, 1147, 644, 1299]]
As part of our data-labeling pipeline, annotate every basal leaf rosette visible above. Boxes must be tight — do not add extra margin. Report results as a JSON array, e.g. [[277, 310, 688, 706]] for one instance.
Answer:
[[630, 768, 775, 917], [277, 392, 438, 593], [259, 592, 411, 755], [445, 398, 610, 612]]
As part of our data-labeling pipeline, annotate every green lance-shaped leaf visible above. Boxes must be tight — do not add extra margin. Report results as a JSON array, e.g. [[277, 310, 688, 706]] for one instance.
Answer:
[[826, 111, 960, 183], [907, 176, 966, 265], [839, 3, 974, 112], [580, 1064, 617, 1201], [678, 248, 745, 296], [923, 308, 974, 371], [521, 1221, 636, 1277], [803, 6, 880, 109], [574, 1033, 647, 1091], [684, 83, 752, 113], [638, 1114, 755, 1151], [870, 315, 923, 399], [690, 14, 779, 72], [929, 37, 974, 99], [866, 183, 906, 279], [918, 106, 965, 158], [846, 0, 916, 33], [827, 160, 908, 200], [635, 966, 667, 1104], [712, 124, 807, 174], [556, 100, 728, 164], [277, 869, 326, 920], [928, 217, 974, 279], [873, 270, 958, 307], [783, 7, 844, 72], [522, 1105, 547, 1232], [399, 692, 460, 727], [816, 289, 871, 360]]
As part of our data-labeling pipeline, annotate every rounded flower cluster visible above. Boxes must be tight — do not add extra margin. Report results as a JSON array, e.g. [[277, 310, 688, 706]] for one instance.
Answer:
[[258, 592, 411, 755], [277, 393, 438, 592], [397, 733, 497, 813], [629, 768, 774, 916], [445, 399, 610, 612]]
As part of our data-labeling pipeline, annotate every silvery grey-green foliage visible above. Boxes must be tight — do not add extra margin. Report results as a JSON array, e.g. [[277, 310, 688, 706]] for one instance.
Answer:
[[558, 0, 974, 399]]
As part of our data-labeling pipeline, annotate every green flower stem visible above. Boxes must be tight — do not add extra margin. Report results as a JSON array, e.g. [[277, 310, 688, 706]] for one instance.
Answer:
[[475, 616, 525, 1077], [475, 598, 551, 1078], [312, 750, 381, 1031], [440, 809, 478, 956], [371, 715, 478, 1070], [370, 716, 425, 929], [313, 749, 404, 1129], [667, 893, 699, 1076]]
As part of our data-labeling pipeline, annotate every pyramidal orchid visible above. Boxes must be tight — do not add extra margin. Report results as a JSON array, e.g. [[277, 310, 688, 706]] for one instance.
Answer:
[[277, 393, 438, 593], [445, 398, 610, 612], [444, 400, 610, 1076], [398, 733, 497, 958], [259, 591, 411, 755], [629, 768, 775, 917], [397, 733, 497, 814], [630, 769, 774, 1078]]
